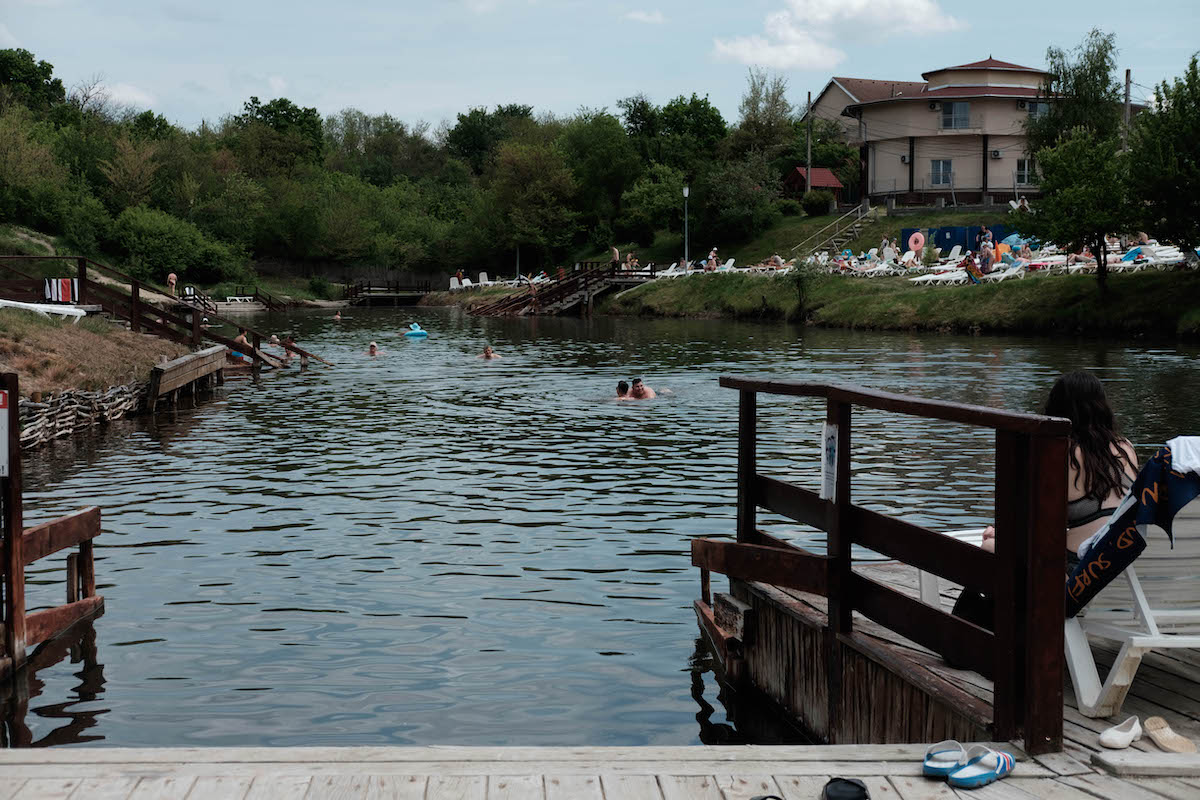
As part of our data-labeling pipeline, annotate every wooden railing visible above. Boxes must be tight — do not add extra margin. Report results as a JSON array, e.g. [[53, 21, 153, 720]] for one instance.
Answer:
[[789, 203, 877, 257], [2, 373, 104, 680], [0, 256, 331, 370], [692, 377, 1070, 754]]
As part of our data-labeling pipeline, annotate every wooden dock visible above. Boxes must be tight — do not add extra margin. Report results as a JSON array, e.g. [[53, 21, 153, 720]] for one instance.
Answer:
[[3, 742, 1198, 799]]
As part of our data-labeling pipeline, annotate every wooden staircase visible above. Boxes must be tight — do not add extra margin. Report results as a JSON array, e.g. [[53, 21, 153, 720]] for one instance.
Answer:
[[472, 265, 636, 317], [790, 204, 879, 260]]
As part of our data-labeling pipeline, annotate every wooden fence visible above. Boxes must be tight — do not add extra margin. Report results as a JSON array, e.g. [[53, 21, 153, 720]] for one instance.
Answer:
[[692, 377, 1070, 754], [1, 373, 104, 680]]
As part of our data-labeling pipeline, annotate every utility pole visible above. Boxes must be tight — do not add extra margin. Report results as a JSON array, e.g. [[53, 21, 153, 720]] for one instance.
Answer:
[[1122, 68, 1132, 152], [805, 90, 813, 193]]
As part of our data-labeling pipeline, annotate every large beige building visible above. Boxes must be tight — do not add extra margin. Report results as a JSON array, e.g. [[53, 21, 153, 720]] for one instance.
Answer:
[[806, 58, 1049, 204]]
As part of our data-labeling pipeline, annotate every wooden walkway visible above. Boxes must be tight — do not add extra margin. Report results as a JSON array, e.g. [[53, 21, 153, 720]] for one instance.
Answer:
[[2, 742, 1198, 799]]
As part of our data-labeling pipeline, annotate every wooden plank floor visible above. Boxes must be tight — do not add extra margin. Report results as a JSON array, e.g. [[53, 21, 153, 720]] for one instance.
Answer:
[[0, 742, 1191, 799]]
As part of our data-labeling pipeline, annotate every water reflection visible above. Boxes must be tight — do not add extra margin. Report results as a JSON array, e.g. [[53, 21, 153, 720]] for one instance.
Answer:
[[2, 618, 106, 747], [7, 309, 1198, 747]]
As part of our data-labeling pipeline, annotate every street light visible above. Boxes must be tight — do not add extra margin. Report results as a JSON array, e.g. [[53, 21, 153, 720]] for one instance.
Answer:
[[683, 185, 690, 268]]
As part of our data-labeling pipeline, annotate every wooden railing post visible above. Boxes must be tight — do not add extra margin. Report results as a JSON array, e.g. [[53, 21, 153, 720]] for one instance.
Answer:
[[251, 333, 262, 378], [2, 372, 26, 671], [129, 279, 141, 333], [825, 399, 853, 634], [76, 258, 88, 305], [1023, 433, 1068, 754], [191, 309, 201, 346], [737, 390, 757, 543], [992, 430, 1028, 741]]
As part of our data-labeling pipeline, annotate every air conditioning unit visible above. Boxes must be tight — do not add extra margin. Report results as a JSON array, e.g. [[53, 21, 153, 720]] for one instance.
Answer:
[[990, 149, 1002, 159], [1017, 99, 1028, 110], [900, 154, 910, 164], [928, 101, 941, 111]]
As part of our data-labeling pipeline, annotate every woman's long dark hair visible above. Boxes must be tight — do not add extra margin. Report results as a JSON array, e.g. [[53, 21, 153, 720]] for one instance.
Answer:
[[1044, 371, 1135, 499]]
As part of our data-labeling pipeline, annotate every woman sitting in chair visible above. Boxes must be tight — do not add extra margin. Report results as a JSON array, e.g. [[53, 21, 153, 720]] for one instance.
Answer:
[[982, 372, 1138, 566]]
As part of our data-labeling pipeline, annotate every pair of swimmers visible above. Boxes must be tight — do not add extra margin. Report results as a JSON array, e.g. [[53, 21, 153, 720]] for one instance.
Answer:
[[616, 378, 656, 400]]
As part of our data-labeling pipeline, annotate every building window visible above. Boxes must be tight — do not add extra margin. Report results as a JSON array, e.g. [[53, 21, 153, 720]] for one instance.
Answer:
[[931, 160, 953, 186], [941, 101, 970, 129], [1027, 101, 1049, 118], [1016, 158, 1036, 185]]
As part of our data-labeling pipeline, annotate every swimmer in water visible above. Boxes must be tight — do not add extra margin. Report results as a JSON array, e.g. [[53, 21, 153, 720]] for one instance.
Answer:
[[334, 311, 342, 321], [366, 341, 381, 356], [616, 380, 632, 400], [477, 346, 501, 360], [628, 378, 656, 399]]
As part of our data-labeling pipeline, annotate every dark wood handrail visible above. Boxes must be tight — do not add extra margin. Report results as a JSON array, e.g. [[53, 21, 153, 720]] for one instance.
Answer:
[[694, 379, 1069, 754], [719, 376, 1071, 436]]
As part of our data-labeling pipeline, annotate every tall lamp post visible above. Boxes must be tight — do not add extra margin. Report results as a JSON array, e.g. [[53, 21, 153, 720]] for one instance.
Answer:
[[683, 185, 690, 268]]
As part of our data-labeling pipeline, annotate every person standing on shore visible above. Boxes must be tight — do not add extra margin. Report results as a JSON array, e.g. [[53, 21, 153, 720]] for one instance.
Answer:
[[610, 245, 620, 271]]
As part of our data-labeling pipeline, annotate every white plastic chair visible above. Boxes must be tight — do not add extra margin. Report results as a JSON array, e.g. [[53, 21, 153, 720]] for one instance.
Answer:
[[448, 277, 462, 291]]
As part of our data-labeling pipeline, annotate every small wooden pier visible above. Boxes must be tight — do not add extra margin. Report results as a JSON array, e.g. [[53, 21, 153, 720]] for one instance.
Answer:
[[344, 280, 431, 307], [472, 264, 658, 317]]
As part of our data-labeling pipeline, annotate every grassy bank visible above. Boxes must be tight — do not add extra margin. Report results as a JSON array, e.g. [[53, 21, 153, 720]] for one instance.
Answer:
[[603, 270, 1200, 337], [577, 209, 1012, 267], [0, 310, 188, 395], [420, 285, 517, 310]]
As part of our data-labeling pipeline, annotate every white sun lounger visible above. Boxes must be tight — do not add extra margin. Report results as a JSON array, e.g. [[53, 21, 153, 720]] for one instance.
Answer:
[[448, 277, 462, 291], [0, 298, 87, 323]]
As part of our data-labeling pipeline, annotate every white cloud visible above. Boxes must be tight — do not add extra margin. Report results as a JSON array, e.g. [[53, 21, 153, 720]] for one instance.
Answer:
[[108, 82, 156, 108], [714, 0, 966, 69], [624, 10, 665, 24], [268, 75, 288, 94], [0, 24, 20, 48]]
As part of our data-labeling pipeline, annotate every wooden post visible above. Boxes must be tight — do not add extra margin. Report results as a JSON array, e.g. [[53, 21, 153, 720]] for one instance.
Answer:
[[992, 430, 1029, 741], [825, 399, 853, 635], [66, 553, 78, 604], [191, 310, 201, 346], [736, 390, 757, 543], [2, 372, 26, 671], [129, 279, 141, 333], [79, 539, 96, 599], [1023, 433, 1068, 753], [700, 568, 711, 606], [76, 258, 88, 305], [252, 333, 262, 378]]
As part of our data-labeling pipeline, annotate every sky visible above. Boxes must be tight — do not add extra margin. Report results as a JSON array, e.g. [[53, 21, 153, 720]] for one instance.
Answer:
[[1, 0, 1197, 132]]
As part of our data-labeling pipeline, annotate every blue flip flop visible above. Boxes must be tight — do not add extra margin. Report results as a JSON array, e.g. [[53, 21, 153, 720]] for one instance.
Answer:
[[947, 745, 1014, 789], [922, 739, 966, 777]]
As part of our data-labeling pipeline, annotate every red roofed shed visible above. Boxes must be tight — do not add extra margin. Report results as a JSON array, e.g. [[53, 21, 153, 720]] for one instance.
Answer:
[[783, 167, 844, 202]]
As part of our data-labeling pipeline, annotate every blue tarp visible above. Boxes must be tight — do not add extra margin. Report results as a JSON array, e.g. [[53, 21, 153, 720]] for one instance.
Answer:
[[900, 224, 1015, 254]]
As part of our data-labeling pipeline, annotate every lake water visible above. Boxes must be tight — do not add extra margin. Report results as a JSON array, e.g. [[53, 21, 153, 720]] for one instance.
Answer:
[[8, 309, 1199, 747]]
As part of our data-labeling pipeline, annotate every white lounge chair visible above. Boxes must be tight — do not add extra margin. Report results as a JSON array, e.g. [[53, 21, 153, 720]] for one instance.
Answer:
[[478, 272, 497, 287], [461, 278, 474, 289], [982, 265, 1025, 283], [1065, 444, 1200, 718], [448, 277, 462, 291], [941, 245, 963, 263], [0, 298, 86, 323]]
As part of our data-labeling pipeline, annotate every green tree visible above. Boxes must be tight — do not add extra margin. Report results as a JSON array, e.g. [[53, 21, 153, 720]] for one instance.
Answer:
[[1128, 55, 1200, 248], [0, 105, 69, 224], [1026, 29, 1123, 154], [729, 68, 794, 158], [445, 104, 533, 175], [0, 49, 66, 112], [616, 92, 661, 164], [98, 134, 160, 211], [558, 109, 642, 225], [659, 94, 727, 178], [615, 163, 686, 246], [694, 152, 782, 243], [1016, 128, 1133, 294], [486, 140, 578, 263]]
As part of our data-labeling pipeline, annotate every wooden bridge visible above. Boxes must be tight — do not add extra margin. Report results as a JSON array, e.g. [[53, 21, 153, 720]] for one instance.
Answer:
[[471, 264, 659, 317], [0, 256, 330, 373], [344, 280, 432, 307]]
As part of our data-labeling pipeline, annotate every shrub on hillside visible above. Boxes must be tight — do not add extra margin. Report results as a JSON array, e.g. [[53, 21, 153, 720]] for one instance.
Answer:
[[777, 198, 803, 217], [113, 206, 247, 285], [801, 190, 834, 218], [59, 193, 112, 256], [307, 275, 331, 299]]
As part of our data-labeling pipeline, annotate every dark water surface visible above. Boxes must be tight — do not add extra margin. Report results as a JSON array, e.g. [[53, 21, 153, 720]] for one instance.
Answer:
[[9, 309, 1199, 747]]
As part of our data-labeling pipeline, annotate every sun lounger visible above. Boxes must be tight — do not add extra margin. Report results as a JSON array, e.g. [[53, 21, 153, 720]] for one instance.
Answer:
[[0, 298, 86, 323], [1064, 439, 1200, 717], [448, 277, 462, 291], [981, 264, 1025, 282], [478, 272, 497, 287]]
